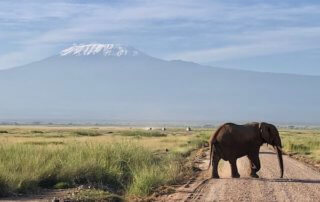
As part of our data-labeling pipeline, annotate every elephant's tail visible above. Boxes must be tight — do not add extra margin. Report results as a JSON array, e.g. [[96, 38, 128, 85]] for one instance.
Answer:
[[208, 142, 216, 170], [208, 125, 225, 170]]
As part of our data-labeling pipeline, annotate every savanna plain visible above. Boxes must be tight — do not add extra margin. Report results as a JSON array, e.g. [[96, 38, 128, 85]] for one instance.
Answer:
[[0, 125, 319, 201]]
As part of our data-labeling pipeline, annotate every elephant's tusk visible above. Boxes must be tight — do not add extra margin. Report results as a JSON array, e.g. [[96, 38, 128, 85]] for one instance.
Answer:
[[276, 146, 283, 153], [273, 145, 283, 153]]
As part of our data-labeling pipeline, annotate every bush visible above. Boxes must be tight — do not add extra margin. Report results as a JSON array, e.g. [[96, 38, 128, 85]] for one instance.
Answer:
[[31, 130, 44, 134], [73, 130, 102, 137], [118, 131, 167, 137], [0, 130, 8, 134]]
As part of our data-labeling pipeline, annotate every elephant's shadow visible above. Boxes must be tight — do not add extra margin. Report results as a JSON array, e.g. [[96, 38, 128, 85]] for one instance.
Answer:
[[266, 178, 320, 184], [212, 177, 320, 184], [257, 151, 320, 184]]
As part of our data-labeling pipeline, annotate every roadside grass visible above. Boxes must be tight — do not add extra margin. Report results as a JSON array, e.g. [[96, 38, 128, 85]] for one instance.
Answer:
[[0, 126, 212, 199], [280, 129, 320, 162], [195, 131, 212, 142], [171, 137, 209, 157], [0, 141, 183, 196]]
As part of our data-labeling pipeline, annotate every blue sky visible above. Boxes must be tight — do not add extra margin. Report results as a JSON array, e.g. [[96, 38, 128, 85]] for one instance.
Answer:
[[0, 0, 320, 75]]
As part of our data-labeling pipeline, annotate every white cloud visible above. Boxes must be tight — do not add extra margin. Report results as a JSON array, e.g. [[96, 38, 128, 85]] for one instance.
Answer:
[[1, 0, 320, 69], [171, 26, 320, 62]]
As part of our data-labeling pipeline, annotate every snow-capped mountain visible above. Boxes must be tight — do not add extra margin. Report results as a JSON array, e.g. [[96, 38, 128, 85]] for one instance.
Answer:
[[0, 43, 320, 124], [60, 44, 144, 57]]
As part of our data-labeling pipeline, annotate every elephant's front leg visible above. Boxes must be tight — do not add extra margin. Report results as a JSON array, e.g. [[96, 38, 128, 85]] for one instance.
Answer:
[[229, 158, 240, 178], [247, 153, 261, 178]]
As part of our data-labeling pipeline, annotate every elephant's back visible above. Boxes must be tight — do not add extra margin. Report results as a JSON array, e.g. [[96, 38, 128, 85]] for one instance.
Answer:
[[215, 123, 237, 143], [215, 123, 256, 157], [221, 124, 255, 143]]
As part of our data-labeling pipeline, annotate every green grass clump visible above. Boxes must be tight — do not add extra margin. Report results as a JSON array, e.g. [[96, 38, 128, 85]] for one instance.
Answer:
[[286, 142, 310, 154], [118, 131, 167, 137], [0, 141, 183, 197], [0, 130, 8, 134], [196, 132, 212, 141], [172, 137, 208, 157], [129, 167, 168, 195], [188, 138, 208, 148], [128, 152, 183, 196], [31, 130, 44, 134], [73, 130, 102, 137], [53, 182, 70, 189]]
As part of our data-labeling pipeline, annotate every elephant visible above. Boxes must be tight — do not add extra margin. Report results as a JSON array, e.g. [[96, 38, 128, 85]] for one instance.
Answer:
[[208, 122, 284, 179]]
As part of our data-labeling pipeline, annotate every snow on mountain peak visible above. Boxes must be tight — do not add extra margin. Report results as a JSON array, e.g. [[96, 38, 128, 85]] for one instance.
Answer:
[[60, 43, 143, 57]]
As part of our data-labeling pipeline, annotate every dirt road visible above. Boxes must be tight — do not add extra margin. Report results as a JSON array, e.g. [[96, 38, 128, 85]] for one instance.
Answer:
[[159, 146, 320, 201]]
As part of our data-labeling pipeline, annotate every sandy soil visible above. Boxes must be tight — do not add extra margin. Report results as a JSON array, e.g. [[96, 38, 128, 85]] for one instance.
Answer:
[[158, 146, 320, 202]]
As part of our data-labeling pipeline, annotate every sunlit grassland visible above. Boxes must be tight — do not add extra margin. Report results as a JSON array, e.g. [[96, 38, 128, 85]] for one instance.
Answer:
[[280, 129, 320, 162], [1, 125, 319, 199], [0, 126, 212, 199]]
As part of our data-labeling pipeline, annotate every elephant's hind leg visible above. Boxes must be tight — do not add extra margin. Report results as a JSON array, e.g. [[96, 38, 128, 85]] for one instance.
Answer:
[[211, 148, 221, 178], [247, 153, 261, 178], [229, 158, 240, 178]]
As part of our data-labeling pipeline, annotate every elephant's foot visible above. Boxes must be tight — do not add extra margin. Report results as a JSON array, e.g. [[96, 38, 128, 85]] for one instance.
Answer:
[[231, 173, 240, 178], [250, 173, 259, 178]]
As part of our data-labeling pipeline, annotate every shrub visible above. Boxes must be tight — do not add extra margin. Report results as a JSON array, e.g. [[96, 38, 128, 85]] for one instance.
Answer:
[[118, 131, 167, 137], [31, 130, 44, 134], [73, 130, 102, 137]]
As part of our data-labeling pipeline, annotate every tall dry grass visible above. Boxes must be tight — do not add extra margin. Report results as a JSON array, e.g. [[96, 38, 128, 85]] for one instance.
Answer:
[[0, 127, 211, 198], [0, 141, 188, 197]]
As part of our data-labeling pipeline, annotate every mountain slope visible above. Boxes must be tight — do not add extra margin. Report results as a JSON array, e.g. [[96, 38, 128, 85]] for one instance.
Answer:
[[0, 44, 319, 124]]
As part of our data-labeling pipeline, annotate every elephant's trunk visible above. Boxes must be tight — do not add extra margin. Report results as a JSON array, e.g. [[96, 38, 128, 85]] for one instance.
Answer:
[[276, 146, 284, 178]]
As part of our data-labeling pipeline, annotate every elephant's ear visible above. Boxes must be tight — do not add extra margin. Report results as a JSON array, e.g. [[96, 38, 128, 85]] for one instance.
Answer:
[[259, 122, 271, 143]]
